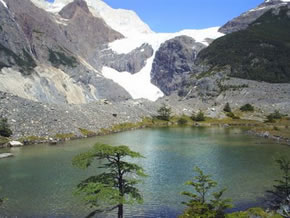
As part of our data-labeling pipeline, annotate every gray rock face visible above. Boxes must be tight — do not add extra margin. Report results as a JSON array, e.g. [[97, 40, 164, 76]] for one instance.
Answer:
[[219, 0, 290, 34], [0, 1, 36, 73], [99, 43, 154, 74], [59, 0, 90, 19], [59, 0, 123, 59], [0, 0, 131, 103], [151, 36, 205, 95]]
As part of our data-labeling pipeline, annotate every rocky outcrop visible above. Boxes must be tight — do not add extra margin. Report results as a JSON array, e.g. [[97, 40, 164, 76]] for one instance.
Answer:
[[0, 0, 130, 103], [151, 36, 205, 95], [99, 43, 154, 74], [59, 0, 90, 19], [58, 0, 123, 59], [0, 0, 36, 74], [219, 0, 290, 34]]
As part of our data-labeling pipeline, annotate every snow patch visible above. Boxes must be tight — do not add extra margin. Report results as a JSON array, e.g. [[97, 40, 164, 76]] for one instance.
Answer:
[[105, 27, 223, 101], [102, 57, 164, 101], [109, 27, 223, 54], [0, 0, 7, 8]]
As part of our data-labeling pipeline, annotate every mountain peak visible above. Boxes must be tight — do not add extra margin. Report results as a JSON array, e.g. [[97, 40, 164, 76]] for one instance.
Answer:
[[31, 0, 153, 37], [59, 0, 90, 19]]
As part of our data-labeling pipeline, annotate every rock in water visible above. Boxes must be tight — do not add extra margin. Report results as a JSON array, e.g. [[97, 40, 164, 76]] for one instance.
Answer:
[[0, 153, 14, 159], [8, 141, 23, 147]]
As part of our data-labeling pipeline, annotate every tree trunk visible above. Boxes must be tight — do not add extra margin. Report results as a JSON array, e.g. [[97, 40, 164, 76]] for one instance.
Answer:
[[118, 204, 123, 218]]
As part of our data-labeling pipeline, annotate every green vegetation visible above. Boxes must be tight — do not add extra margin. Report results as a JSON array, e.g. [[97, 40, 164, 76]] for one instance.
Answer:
[[265, 110, 286, 123], [226, 112, 240, 120], [72, 143, 146, 218], [48, 48, 78, 68], [178, 115, 189, 125], [180, 167, 232, 218], [0, 117, 12, 137], [226, 207, 282, 218], [79, 128, 96, 137], [0, 136, 9, 146], [0, 43, 36, 74], [197, 6, 290, 83], [54, 133, 76, 140], [19, 136, 46, 144], [191, 111, 206, 122], [223, 103, 232, 113], [157, 104, 172, 121], [267, 156, 290, 217], [218, 83, 249, 93], [240, 104, 254, 112]]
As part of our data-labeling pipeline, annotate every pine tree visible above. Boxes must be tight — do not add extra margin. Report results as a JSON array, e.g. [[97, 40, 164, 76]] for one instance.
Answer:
[[267, 156, 290, 216], [73, 143, 147, 218], [180, 167, 232, 218], [223, 103, 231, 113], [157, 104, 172, 121]]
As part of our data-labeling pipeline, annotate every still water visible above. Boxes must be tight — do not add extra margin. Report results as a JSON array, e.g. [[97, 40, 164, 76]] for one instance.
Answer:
[[0, 127, 289, 217]]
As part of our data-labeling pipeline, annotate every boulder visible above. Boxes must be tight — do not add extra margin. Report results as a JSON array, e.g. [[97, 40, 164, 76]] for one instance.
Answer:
[[8, 141, 23, 147], [0, 153, 14, 159]]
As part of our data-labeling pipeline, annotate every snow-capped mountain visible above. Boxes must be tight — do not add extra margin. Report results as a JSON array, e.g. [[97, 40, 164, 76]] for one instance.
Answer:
[[1, 0, 287, 103], [0, 0, 224, 102], [31, 0, 153, 37]]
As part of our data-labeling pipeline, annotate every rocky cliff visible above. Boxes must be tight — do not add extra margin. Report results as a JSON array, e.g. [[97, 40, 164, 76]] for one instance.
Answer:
[[219, 0, 290, 34], [0, 0, 131, 104]]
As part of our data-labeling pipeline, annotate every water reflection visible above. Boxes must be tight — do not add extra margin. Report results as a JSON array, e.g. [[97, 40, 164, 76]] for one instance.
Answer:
[[0, 127, 289, 217]]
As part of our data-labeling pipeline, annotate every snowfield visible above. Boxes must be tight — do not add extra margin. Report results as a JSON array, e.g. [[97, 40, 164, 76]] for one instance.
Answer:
[[104, 27, 223, 101]]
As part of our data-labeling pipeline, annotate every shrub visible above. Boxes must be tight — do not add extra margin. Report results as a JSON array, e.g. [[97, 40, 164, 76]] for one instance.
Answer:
[[226, 112, 240, 120], [265, 114, 276, 123], [180, 167, 232, 218], [271, 110, 283, 119], [223, 103, 232, 113], [157, 104, 172, 121], [240, 104, 254, 112], [0, 118, 12, 137], [178, 116, 188, 125], [265, 110, 284, 123], [192, 111, 206, 122]]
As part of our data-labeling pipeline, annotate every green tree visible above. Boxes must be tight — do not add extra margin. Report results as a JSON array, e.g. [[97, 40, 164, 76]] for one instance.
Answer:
[[0, 117, 12, 137], [240, 104, 254, 112], [73, 143, 147, 218], [267, 156, 290, 217], [180, 167, 232, 218], [157, 104, 172, 121], [223, 103, 232, 113], [178, 115, 188, 125], [195, 111, 206, 122]]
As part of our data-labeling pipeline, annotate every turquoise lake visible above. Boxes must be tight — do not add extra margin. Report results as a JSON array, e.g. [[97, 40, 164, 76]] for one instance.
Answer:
[[0, 127, 289, 217]]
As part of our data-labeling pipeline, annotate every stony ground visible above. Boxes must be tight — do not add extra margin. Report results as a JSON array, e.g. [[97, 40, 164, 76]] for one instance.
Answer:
[[1, 77, 290, 141]]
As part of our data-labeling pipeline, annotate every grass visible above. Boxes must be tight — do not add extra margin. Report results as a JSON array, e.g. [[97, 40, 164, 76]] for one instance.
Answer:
[[19, 136, 46, 144], [54, 133, 76, 140], [226, 207, 282, 218], [0, 136, 9, 146], [79, 128, 96, 137]]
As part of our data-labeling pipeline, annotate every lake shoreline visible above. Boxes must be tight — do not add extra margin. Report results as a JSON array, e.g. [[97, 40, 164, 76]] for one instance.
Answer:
[[1, 116, 289, 148]]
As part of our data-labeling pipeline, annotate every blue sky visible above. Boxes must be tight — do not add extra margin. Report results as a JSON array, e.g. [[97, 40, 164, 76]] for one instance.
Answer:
[[47, 0, 263, 32]]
